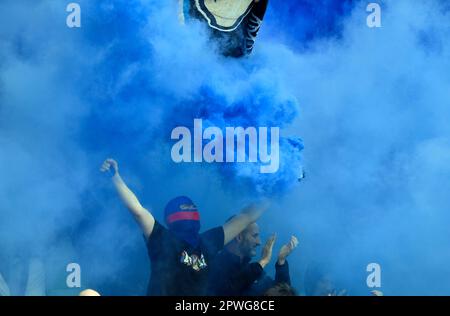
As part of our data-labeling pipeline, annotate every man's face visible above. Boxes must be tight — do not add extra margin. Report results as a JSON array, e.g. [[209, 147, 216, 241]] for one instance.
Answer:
[[238, 223, 261, 258]]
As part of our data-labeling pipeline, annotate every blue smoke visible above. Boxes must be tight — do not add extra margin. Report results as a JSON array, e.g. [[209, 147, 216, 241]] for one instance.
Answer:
[[1, 0, 450, 296]]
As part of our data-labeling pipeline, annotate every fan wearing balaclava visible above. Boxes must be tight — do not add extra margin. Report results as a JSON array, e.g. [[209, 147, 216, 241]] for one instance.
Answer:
[[101, 158, 268, 295], [164, 196, 201, 248], [179, 0, 269, 57]]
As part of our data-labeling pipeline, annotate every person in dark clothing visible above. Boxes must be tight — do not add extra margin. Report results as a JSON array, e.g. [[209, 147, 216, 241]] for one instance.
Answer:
[[179, 0, 269, 57], [101, 158, 268, 296], [145, 206, 224, 296], [0, 272, 9, 296], [304, 263, 348, 296], [264, 283, 297, 296], [208, 219, 299, 296]]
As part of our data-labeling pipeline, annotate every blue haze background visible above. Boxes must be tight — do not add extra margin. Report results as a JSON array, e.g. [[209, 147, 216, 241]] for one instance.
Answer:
[[0, 0, 449, 295]]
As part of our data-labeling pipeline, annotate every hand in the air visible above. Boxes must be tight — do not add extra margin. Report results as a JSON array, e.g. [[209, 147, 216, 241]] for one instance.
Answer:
[[259, 234, 276, 268]]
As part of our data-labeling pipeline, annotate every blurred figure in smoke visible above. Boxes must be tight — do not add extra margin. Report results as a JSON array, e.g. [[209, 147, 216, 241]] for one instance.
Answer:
[[23, 258, 46, 296], [101, 158, 268, 296], [208, 217, 299, 295], [0, 257, 46, 296], [179, 0, 269, 57], [0, 272, 10, 296], [304, 263, 347, 296]]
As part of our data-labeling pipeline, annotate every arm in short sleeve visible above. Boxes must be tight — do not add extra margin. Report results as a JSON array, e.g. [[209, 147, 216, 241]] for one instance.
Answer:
[[146, 221, 171, 258]]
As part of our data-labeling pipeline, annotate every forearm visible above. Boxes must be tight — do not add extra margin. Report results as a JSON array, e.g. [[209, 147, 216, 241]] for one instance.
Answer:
[[0, 272, 10, 296], [223, 202, 268, 244], [25, 258, 46, 296], [99, 157, 156, 238], [240, 200, 269, 225], [258, 258, 270, 269], [242, 204, 263, 222], [231, 212, 258, 235], [112, 173, 146, 217]]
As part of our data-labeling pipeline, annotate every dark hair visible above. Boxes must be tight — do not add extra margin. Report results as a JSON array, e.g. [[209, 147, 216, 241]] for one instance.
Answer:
[[264, 283, 297, 296]]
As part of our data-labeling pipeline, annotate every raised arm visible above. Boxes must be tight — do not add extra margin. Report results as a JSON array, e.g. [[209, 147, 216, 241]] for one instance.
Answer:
[[222, 200, 269, 245], [101, 159, 155, 239], [0, 272, 10, 296]]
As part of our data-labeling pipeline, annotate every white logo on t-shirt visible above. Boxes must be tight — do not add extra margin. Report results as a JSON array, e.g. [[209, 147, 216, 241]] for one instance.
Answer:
[[180, 251, 207, 271]]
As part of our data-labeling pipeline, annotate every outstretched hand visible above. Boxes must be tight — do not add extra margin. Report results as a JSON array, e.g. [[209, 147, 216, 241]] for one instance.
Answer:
[[100, 158, 119, 176], [278, 235, 299, 265]]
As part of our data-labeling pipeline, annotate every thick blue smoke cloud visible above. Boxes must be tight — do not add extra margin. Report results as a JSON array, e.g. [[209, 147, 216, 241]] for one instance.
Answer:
[[0, 0, 449, 295]]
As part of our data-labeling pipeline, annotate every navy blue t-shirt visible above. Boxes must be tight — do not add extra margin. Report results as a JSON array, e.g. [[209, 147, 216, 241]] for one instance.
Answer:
[[208, 249, 291, 296], [146, 221, 224, 296]]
